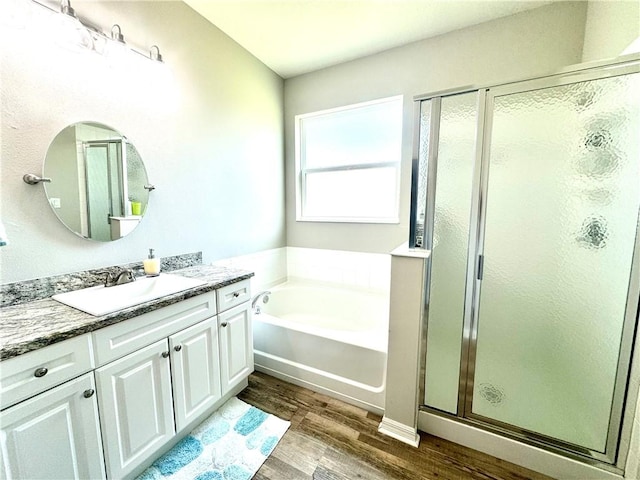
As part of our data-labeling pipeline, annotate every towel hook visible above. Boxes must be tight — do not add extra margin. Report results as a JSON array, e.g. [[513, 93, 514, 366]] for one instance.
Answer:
[[23, 174, 52, 185]]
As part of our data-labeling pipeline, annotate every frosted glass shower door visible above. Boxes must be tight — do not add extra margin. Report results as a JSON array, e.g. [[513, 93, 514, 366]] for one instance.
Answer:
[[470, 71, 640, 454], [85, 144, 111, 242], [423, 92, 478, 414]]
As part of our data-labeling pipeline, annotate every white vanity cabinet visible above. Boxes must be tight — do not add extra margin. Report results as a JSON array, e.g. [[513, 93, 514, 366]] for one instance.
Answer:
[[0, 335, 106, 480], [95, 320, 224, 480], [0, 277, 253, 480], [93, 280, 252, 479], [93, 292, 218, 479]]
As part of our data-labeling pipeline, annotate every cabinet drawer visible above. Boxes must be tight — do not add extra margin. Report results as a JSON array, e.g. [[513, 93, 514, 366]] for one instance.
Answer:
[[92, 291, 216, 366], [0, 334, 94, 410], [217, 279, 251, 313]]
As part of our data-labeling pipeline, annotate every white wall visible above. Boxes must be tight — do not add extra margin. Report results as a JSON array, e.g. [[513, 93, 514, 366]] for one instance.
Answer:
[[44, 126, 81, 233], [284, 2, 587, 254], [582, 0, 640, 62], [0, 0, 285, 283]]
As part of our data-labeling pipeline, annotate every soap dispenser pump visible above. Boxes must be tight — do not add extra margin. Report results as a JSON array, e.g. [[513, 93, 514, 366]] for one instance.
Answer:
[[143, 248, 160, 276]]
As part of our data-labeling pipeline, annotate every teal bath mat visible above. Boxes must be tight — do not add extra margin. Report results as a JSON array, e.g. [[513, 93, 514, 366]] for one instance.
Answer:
[[136, 398, 289, 480]]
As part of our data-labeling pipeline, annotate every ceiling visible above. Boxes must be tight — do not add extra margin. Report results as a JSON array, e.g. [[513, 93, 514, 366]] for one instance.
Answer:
[[183, 0, 553, 78]]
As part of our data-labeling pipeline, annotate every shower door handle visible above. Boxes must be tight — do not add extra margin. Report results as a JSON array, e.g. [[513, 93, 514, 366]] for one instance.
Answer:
[[477, 255, 484, 280]]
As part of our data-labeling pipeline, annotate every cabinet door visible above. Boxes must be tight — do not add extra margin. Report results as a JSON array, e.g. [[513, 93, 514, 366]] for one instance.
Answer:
[[218, 302, 254, 393], [0, 373, 105, 480], [95, 339, 174, 480], [170, 318, 222, 432]]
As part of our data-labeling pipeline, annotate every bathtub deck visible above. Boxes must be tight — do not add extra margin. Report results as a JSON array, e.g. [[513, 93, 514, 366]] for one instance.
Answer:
[[238, 371, 552, 480]]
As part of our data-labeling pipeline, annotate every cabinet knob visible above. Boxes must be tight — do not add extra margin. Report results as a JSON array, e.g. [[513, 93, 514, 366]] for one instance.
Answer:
[[221, 322, 228, 328], [161, 351, 170, 358], [174, 345, 182, 352], [233, 292, 240, 298], [83, 389, 95, 398], [34, 367, 48, 378]]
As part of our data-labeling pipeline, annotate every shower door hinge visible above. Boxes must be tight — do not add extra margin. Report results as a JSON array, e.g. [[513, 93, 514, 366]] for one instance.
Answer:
[[477, 255, 484, 280]]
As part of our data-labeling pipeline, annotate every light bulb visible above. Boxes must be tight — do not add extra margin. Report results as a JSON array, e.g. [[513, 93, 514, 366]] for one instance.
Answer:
[[54, 2, 93, 53]]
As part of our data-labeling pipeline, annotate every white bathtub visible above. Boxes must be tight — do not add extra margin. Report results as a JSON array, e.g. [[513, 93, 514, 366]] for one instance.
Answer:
[[252, 280, 389, 413]]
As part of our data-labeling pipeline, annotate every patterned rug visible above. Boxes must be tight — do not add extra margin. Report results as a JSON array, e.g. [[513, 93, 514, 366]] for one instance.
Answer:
[[136, 398, 290, 480]]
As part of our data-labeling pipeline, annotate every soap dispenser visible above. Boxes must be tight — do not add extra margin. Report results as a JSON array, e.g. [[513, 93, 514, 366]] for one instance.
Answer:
[[143, 248, 160, 276]]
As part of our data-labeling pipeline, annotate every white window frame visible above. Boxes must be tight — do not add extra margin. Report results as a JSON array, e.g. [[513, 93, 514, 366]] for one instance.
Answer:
[[294, 95, 403, 224]]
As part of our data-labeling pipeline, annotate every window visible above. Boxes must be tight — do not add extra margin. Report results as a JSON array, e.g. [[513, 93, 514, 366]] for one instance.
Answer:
[[295, 95, 403, 223]]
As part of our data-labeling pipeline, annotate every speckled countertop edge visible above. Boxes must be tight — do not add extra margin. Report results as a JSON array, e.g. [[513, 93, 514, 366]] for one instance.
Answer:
[[0, 265, 254, 361]]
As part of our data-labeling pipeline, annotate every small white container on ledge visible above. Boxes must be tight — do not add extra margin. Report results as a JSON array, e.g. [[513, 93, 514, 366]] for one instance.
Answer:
[[143, 248, 161, 276]]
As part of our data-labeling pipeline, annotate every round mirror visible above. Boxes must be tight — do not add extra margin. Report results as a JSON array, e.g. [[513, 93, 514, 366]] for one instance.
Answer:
[[43, 122, 150, 241]]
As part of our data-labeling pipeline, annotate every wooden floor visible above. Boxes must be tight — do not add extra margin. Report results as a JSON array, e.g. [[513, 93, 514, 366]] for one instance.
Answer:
[[238, 372, 552, 480]]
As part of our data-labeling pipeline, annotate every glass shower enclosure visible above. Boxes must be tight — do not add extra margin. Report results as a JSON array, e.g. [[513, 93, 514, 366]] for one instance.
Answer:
[[83, 139, 126, 241], [411, 56, 640, 468]]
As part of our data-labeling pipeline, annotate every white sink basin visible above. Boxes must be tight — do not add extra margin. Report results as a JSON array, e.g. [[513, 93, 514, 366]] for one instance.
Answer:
[[52, 273, 207, 316]]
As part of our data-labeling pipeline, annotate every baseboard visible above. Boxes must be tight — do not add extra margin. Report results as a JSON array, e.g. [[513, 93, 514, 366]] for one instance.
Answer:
[[378, 416, 420, 447]]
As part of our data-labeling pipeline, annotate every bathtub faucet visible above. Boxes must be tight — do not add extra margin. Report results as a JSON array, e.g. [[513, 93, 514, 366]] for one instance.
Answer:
[[251, 291, 271, 314]]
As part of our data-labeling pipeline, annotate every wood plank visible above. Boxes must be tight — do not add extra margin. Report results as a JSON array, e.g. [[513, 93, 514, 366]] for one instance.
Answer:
[[240, 373, 330, 419], [253, 455, 310, 480], [297, 411, 457, 480], [316, 446, 395, 480], [360, 430, 542, 480], [417, 433, 549, 480], [271, 430, 328, 475], [239, 372, 553, 480]]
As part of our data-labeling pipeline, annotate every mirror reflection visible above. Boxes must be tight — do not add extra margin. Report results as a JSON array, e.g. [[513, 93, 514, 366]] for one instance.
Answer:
[[43, 122, 150, 242]]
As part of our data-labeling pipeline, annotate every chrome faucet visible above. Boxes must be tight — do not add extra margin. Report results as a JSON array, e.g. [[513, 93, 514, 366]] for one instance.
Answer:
[[251, 291, 271, 314], [115, 269, 136, 285], [103, 269, 137, 287]]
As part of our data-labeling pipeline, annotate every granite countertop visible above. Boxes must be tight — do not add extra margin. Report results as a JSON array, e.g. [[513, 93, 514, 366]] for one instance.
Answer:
[[0, 265, 254, 361]]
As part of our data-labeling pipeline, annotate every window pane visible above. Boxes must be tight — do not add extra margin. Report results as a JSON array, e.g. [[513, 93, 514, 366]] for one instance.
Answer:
[[302, 98, 402, 169], [304, 167, 398, 220]]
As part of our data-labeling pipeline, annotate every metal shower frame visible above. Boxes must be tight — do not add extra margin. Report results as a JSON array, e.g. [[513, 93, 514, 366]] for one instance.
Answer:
[[410, 53, 640, 473]]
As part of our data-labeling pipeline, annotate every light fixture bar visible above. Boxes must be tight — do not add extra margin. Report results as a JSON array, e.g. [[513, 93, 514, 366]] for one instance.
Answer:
[[30, 0, 164, 63]]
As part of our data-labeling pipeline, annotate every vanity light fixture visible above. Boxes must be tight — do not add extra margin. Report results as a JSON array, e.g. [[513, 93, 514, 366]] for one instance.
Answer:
[[111, 24, 125, 44], [60, 0, 76, 18], [56, 0, 94, 52], [149, 45, 163, 63], [31, 0, 165, 63], [106, 24, 129, 64]]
